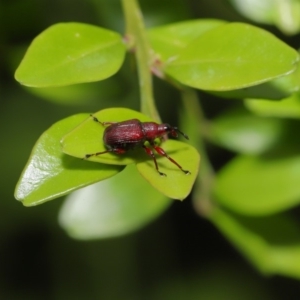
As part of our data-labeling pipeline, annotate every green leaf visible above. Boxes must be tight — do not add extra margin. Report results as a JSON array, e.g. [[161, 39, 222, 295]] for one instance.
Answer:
[[59, 164, 171, 240], [271, 59, 300, 93], [148, 19, 226, 61], [15, 22, 126, 87], [209, 108, 284, 154], [61, 108, 153, 165], [209, 61, 300, 100], [213, 155, 300, 215], [137, 139, 200, 200], [245, 93, 300, 119], [15, 114, 122, 206], [210, 208, 300, 279], [165, 23, 299, 91], [62, 108, 200, 200], [244, 62, 300, 116]]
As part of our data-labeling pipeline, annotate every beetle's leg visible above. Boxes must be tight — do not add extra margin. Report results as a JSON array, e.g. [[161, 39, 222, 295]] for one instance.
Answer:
[[85, 150, 111, 158], [85, 147, 126, 159], [90, 115, 116, 126], [152, 145, 191, 175], [143, 145, 166, 177]]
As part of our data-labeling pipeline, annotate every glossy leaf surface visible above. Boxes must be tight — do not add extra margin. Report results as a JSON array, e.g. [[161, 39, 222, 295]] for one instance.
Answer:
[[59, 164, 171, 239], [15, 23, 126, 87], [137, 139, 200, 200], [214, 155, 300, 215], [15, 114, 122, 206], [165, 23, 299, 91], [148, 19, 226, 61]]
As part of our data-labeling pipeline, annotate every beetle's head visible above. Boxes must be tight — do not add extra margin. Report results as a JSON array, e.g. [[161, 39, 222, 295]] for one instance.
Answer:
[[164, 124, 189, 140]]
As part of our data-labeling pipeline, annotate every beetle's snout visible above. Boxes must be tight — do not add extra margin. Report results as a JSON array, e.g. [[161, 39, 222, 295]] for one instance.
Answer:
[[170, 129, 179, 138], [173, 127, 189, 140]]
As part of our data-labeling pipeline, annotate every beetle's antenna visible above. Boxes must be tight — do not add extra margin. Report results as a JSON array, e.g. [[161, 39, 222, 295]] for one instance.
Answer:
[[90, 114, 116, 127], [90, 114, 105, 126], [175, 127, 189, 140]]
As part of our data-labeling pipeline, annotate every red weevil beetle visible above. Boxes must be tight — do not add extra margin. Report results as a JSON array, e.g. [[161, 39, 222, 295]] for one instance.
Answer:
[[85, 115, 191, 176]]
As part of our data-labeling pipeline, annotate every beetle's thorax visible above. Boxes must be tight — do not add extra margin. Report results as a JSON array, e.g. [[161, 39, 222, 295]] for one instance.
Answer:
[[142, 122, 170, 141]]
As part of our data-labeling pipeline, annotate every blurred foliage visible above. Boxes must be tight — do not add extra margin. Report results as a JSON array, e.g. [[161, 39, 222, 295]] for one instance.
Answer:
[[2, 0, 300, 299], [229, 0, 300, 35]]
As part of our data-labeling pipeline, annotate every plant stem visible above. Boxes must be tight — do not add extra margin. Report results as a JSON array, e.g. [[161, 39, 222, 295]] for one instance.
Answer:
[[181, 89, 216, 217], [121, 0, 161, 122], [122, 0, 213, 215]]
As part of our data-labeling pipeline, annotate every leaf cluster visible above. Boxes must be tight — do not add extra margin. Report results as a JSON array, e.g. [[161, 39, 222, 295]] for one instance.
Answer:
[[13, 3, 300, 280]]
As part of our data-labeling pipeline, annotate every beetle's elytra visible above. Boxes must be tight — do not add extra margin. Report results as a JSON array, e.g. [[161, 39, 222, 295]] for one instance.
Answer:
[[85, 115, 191, 176]]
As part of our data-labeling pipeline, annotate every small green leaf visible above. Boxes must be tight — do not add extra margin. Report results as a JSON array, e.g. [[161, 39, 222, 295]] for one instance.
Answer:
[[213, 155, 300, 215], [15, 114, 122, 206], [165, 23, 299, 91], [210, 208, 300, 279], [245, 93, 300, 119], [15, 23, 126, 87], [61, 108, 153, 165], [209, 108, 284, 154], [148, 19, 226, 61], [59, 164, 171, 240], [137, 140, 200, 200]]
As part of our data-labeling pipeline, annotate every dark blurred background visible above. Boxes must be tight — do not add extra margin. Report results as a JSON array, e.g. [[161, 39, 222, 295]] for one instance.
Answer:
[[1, 0, 300, 299]]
